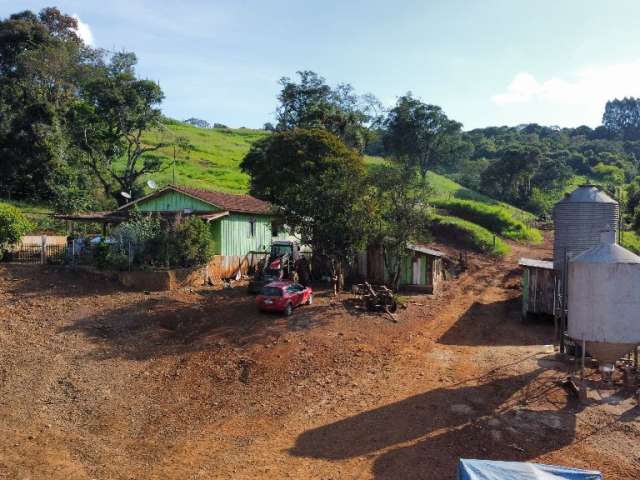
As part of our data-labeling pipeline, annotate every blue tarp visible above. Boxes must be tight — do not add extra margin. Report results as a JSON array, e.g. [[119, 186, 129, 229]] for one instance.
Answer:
[[457, 459, 603, 480]]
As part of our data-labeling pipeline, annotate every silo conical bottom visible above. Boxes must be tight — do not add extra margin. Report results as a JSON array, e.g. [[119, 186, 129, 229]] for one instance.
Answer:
[[584, 341, 636, 366]]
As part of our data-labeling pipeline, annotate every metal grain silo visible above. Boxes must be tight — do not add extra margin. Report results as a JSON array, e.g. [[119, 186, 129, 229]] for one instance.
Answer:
[[568, 241, 640, 367], [553, 185, 619, 283]]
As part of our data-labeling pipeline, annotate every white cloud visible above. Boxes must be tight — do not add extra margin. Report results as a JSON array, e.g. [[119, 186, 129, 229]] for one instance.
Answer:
[[491, 61, 640, 125], [72, 14, 94, 46]]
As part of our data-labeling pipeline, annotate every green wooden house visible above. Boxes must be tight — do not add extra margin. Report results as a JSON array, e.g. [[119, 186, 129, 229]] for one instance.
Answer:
[[116, 185, 282, 256]]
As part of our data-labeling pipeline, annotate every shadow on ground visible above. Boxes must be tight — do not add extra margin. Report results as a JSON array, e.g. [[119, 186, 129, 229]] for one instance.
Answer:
[[60, 287, 333, 360], [438, 298, 553, 347], [291, 368, 579, 479]]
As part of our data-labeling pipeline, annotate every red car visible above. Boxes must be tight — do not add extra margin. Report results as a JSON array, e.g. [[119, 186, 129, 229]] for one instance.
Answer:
[[256, 281, 313, 316]]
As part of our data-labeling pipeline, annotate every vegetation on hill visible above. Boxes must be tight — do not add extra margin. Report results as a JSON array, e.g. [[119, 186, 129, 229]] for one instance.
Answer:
[[429, 214, 509, 256], [431, 199, 542, 243], [621, 231, 640, 255]]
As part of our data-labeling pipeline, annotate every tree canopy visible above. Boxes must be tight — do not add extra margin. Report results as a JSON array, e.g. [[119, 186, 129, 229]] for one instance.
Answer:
[[0, 7, 173, 210], [70, 51, 167, 205], [240, 128, 372, 269], [275, 70, 381, 151], [383, 94, 464, 177]]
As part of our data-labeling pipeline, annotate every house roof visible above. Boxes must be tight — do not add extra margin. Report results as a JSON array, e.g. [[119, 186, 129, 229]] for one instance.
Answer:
[[407, 244, 446, 258], [518, 257, 554, 270], [117, 185, 273, 215]]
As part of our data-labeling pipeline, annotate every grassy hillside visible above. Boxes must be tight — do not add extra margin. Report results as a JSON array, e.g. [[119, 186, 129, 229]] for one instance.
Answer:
[[141, 123, 535, 222], [3, 122, 541, 248], [425, 172, 535, 221], [138, 124, 269, 193], [431, 198, 542, 243]]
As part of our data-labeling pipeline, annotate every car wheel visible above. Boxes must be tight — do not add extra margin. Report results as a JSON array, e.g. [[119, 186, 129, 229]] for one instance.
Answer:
[[306, 294, 313, 305], [284, 303, 293, 316]]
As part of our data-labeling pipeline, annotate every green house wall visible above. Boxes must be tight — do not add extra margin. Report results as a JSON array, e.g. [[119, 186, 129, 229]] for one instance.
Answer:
[[216, 213, 273, 256], [133, 190, 277, 257], [137, 191, 219, 213]]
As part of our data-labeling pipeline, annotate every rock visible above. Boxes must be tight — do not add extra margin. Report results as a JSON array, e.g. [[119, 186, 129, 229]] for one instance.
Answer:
[[450, 404, 474, 415]]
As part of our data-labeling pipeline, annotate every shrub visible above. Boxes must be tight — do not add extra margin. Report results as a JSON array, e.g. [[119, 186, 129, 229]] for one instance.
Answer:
[[429, 214, 509, 256], [96, 215, 213, 270], [175, 217, 214, 267], [431, 199, 542, 243], [0, 203, 32, 257], [621, 230, 640, 255]]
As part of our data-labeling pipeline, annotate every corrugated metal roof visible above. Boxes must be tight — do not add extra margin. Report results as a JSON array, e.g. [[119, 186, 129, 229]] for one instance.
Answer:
[[173, 186, 272, 214], [556, 185, 617, 204], [408, 244, 446, 257], [518, 257, 554, 269], [572, 242, 640, 264]]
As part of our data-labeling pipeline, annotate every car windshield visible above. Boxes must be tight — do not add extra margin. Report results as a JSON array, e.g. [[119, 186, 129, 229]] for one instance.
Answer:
[[261, 287, 282, 297], [271, 244, 293, 257]]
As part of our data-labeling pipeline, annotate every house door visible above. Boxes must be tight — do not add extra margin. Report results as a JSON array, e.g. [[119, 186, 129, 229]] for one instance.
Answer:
[[412, 257, 422, 284]]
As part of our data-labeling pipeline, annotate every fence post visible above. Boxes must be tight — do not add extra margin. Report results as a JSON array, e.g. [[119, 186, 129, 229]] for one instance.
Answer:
[[41, 235, 47, 265]]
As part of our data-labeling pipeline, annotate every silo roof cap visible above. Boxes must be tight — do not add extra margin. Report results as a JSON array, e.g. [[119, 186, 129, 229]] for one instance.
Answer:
[[571, 242, 640, 264], [557, 185, 617, 204]]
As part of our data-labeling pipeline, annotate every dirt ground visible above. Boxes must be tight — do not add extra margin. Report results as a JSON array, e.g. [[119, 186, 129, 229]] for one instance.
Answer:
[[1, 235, 639, 479]]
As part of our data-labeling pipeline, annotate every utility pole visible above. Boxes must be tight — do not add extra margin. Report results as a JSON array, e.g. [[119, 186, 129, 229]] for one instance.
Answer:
[[173, 144, 177, 185]]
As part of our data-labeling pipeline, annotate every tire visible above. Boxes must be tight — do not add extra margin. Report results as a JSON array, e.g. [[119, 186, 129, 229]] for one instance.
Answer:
[[284, 303, 293, 316], [306, 294, 313, 305], [388, 300, 397, 313]]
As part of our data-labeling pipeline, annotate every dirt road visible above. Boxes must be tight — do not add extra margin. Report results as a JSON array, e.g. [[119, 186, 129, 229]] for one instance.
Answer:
[[1, 239, 639, 479]]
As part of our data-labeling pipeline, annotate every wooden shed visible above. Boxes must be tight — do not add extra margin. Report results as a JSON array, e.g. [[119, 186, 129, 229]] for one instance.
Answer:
[[402, 245, 446, 294], [363, 243, 447, 294], [519, 257, 556, 319]]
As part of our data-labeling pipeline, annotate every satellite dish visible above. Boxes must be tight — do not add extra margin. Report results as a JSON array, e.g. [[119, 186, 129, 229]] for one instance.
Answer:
[[120, 191, 132, 200], [147, 179, 158, 190]]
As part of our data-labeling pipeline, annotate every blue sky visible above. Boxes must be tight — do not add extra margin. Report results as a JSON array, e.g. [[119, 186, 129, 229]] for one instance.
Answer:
[[4, 1, 640, 130]]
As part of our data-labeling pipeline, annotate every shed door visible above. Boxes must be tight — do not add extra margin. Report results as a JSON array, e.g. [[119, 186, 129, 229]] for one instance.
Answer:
[[412, 257, 422, 284]]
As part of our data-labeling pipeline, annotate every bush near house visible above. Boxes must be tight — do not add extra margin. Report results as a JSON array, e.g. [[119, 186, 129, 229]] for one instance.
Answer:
[[431, 199, 542, 243], [0, 203, 32, 258], [95, 215, 214, 270], [429, 214, 510, 256]]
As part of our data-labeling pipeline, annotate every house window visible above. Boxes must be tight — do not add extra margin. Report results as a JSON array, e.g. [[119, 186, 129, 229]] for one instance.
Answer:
[[271, 221, 280, 237], [249, 218, 256, 237]]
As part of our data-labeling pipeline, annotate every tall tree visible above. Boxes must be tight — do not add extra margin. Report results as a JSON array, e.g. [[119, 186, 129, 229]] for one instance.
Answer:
[[240, 129, 372, 276], [275, 71, 380, 151], [70, 51, 168, 205], [0, 8, 94, 202], [480, 144, 543, 206], [383, 93, 463, 178], [603, 97, 640, 140], [368, 163, 431, 290]]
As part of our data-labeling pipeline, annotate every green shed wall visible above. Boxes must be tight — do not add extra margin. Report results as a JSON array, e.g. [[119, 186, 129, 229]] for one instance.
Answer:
[[218, 213, 273, 256], [397, 253, 434, 286], [137, 191, 218, 212]]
